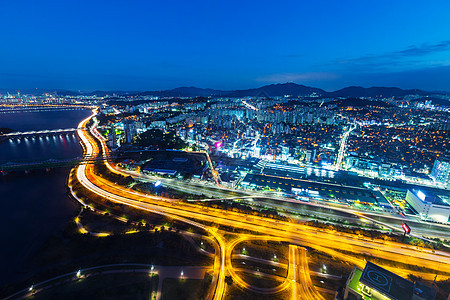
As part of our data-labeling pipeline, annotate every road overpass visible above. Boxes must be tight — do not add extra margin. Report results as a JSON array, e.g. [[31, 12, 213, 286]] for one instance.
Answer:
[[73, 111, 450, 299], [0, 154, 117, 172]]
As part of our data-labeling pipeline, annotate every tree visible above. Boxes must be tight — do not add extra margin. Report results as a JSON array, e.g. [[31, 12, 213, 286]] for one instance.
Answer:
[[225, 276, 233, 286], [133, 129, 187, 149]]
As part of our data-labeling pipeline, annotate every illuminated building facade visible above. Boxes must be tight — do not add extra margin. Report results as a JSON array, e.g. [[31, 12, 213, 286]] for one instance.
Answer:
[[124, 121, 137, 144], [430, 158, 450, 186], [405, 189, 450, 223]]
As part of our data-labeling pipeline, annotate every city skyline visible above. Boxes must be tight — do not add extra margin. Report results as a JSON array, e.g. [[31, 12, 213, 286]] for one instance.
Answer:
[[1, 1, 450, 91], [1, 1, 449, 299], [2, 92, 448, 299]]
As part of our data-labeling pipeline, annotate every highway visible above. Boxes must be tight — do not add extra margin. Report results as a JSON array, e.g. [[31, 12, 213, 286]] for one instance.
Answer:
[[335, 124, 356, 171], [87, 117, 450, 241], [4, 264, 210, 300], [289, 245, 326, 300], [81, 161, 450, 273], [74, 111, 450, 299], [76, 112, 227, 300], [102, 147, 450, 240]]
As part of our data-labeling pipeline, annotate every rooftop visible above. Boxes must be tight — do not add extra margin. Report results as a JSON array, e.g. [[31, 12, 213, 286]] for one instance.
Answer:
[[347, 267, 363, 294], [410, 189, 449, 207], [360, 262, 414, 300]]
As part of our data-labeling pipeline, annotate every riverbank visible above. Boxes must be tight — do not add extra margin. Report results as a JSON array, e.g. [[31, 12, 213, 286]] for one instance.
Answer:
[[0, 109, 92, 287]]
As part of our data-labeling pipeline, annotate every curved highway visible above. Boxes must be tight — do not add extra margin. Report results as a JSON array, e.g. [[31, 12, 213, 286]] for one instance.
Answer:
[[74, 111, 450, 299]]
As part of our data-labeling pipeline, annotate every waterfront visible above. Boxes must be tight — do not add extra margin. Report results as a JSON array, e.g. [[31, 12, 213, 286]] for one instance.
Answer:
[[0, 109, 91, 286]]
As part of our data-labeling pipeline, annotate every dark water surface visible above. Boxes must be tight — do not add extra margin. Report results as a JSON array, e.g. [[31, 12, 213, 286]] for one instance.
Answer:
[[0, 109, 91, 286]]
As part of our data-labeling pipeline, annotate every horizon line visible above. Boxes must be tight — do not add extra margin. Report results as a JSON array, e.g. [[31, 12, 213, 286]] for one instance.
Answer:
[[0, 82, 448, 94]]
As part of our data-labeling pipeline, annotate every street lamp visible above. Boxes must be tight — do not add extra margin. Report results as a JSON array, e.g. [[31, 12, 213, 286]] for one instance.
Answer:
[[150, 265, 154, 277]]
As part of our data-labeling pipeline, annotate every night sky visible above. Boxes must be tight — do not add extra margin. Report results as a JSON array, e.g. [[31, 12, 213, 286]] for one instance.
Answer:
[[1, 0, 450, 91]]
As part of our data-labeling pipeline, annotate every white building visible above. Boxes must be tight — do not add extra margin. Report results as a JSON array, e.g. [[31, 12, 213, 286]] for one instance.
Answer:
[[281, 146, 289, 161], [253, 147, 261, 158], [405, 189, 450, 223], [150, 120, 167, 129], [305, 149, 316, 163]]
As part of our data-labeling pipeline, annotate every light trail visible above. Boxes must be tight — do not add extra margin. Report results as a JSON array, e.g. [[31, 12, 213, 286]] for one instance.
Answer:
[[242, 100, 258, 111], [225, 236, 291, 294], [298, 247, 325, 300], [75, 111, 226, 300], [74, 110, 450, 299], [290, 245, 298, 299], [335, 124, 356, 171], [79, 161, 450, 277], [204, 150, 221, 186], [79, 162, 450, 275]]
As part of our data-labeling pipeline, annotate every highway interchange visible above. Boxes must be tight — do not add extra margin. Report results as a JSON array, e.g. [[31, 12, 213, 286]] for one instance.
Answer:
[[73, 110, 450, 300]]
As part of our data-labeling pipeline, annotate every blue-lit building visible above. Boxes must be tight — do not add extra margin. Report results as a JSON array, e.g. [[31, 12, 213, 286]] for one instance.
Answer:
[[124, 121, 137, 144], [430, 157, 450, 187]]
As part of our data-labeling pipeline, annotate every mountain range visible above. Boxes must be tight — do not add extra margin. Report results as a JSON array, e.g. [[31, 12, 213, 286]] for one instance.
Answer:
[[135, 83, 437, 98], [1, 83, 448, 99]]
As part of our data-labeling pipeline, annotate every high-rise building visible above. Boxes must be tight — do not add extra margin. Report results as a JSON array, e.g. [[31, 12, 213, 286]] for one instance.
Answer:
[[254, 146, 261, 158], [108, 126, 117, 148], [305, 149, 316, 163], [430, 157, 450, 186], [187, 128, 195, 142], [124, 121, 137, 144], [281, 146, 289, 161]]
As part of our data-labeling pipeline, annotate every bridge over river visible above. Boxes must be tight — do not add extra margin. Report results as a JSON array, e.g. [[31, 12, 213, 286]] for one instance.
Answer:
[[0, 155, 116, 172], [0, 128, 83, 138]]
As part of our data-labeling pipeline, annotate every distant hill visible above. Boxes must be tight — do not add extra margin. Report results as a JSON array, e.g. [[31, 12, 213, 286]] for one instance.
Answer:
[[80, 84, 446, 98], [0, 128, 15, 134], [108, 96, 209, 107], [155, 84, 436, 99], [226, 83, 326, 97], [327, 86, 430, 98], [0, 88, 59, 95], [1, 83, 446, 98]]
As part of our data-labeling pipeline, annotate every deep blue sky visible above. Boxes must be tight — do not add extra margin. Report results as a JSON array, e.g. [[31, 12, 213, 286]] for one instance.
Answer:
[[1, 0, 450, 91]]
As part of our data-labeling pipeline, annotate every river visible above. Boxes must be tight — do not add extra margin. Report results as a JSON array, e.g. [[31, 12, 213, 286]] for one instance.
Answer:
[[0, 109, 92, 286]]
